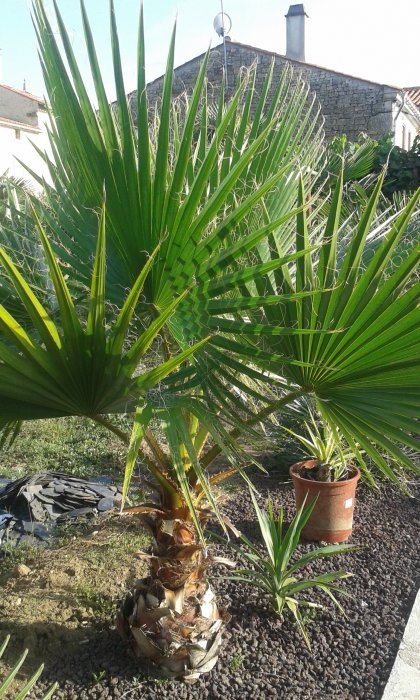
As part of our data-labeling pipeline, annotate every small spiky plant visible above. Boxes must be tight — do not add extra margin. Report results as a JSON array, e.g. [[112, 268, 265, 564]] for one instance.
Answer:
[[0, 635, 58, 699]]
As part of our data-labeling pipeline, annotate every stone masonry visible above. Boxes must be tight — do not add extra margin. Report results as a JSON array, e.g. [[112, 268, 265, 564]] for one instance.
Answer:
[[137, 40, 402, 142], [0, 84, 45, 129]]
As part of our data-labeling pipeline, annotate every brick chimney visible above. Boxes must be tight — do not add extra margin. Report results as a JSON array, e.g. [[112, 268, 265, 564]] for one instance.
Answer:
[[285, 4, 308, 62]]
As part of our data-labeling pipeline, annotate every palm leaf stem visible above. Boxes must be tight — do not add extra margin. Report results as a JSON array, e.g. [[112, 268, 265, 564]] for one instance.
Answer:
[[91, 413, 158, 473], [201, 389, 306, 467], [92, 413, 183, 505], [144, 429, 172, 470], [91, 414, 163, 472], [91, 413, 129, 444]]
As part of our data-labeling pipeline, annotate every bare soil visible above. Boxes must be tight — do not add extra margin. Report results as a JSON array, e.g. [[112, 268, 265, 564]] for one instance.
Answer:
[[0, 514, 149, 697]]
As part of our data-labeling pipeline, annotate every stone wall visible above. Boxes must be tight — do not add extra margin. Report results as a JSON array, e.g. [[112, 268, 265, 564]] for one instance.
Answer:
[[140, 41, 400, 142], [0, 87, 42, 128]]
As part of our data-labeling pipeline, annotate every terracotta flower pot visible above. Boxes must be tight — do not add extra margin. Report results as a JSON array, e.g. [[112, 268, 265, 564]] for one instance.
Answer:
[[289, 460, 360, 543]]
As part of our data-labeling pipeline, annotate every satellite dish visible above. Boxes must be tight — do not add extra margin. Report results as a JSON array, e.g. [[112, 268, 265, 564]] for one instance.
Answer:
[[213, 11, 232, 38]]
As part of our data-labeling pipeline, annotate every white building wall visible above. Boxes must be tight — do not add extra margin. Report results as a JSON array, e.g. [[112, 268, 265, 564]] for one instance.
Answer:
[[393, 101, 419, 150]]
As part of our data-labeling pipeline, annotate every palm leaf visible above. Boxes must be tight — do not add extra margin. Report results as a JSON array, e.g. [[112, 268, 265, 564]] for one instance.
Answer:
[[30, 0, 324, 334], [0, 211, 204, 426], [227, 181, 420, 482], [0, 635, 58, 699]]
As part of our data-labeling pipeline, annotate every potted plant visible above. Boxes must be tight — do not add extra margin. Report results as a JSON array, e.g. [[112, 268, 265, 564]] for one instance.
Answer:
[[285, 410, 361, 543]]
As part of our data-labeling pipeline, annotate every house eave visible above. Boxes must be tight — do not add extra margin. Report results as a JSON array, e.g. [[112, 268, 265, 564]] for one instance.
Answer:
[[0, 116, 41, 133]]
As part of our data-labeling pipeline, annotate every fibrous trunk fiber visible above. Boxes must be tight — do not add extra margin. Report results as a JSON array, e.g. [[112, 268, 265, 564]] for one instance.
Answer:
[[116, 512, 230, 681]]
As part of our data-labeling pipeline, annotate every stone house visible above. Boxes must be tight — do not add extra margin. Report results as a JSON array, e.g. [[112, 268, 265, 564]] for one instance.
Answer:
[[0, 83, 51, 191], [137, 4, 420, 149]]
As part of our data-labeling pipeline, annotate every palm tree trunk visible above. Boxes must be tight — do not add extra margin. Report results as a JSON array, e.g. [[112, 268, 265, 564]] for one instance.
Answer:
[[92, 415, 226, 678], [116, 510, 229, 681]]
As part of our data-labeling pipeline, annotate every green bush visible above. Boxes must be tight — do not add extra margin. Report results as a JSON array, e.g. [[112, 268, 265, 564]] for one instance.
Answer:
[[374, 134, 420, 197], [324, 132, 420, 197]]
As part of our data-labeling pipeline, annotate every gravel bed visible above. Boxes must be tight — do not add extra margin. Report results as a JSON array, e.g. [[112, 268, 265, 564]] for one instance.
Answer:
[[21, 474, 420, 699]]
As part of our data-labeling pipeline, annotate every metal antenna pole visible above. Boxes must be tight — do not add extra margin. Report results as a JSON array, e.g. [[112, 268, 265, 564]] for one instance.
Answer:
[[220, 0, 228, 89]]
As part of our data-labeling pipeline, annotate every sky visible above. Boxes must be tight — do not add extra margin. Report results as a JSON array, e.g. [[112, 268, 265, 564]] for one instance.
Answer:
[[1, 0, 419, 101]]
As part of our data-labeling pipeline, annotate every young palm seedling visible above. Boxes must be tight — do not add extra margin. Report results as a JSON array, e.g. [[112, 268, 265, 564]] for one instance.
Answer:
[[223, 492, 357, 648]]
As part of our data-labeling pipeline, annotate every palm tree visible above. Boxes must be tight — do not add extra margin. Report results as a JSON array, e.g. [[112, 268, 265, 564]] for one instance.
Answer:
[[0, 205, 282, 679], [0, 0, 327, 681]]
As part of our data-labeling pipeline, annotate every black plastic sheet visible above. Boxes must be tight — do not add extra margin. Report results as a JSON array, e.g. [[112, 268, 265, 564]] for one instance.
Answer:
[[0, 472, 123, 552]]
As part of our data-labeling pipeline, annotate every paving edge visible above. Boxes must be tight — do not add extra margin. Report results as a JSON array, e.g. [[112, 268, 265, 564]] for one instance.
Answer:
[[381, 589, 420, 700]]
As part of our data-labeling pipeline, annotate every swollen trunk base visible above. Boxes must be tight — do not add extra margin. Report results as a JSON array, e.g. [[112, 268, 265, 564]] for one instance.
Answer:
[[116, 576, 229, 682]]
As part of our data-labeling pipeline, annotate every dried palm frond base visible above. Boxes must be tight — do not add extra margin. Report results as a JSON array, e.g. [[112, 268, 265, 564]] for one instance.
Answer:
[[116, 576, 230, 682]]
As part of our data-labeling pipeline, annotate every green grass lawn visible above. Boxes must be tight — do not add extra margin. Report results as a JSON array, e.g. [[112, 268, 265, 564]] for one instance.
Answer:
[[0, 417, 129, 481], [0, 414, 298, 486]]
